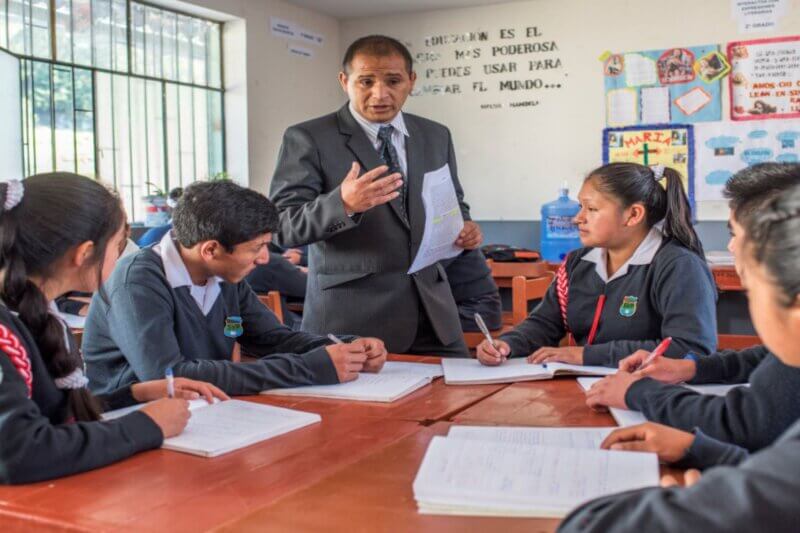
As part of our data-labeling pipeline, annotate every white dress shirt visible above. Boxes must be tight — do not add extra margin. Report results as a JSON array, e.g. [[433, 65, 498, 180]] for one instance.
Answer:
[[153, 231, 222, 316], [581, 227, 664, 283], [348, 101, 409, 176]]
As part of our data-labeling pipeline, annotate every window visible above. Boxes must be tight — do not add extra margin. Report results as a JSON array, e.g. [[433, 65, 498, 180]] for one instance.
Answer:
[[1, 0, 224, 221]]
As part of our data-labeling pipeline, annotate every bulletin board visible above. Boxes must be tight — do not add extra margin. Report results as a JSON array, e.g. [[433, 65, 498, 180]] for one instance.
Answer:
[[728, 35, 800, 121], [695, 119, 800, 201], [604, 45, 724, 127], [603, 124, 695, 209]]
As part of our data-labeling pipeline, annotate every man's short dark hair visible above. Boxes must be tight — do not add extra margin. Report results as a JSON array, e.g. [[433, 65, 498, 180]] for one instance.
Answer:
[[172, 180, 278, 251], [342, 35, 413, 75], [724, 163, 800, 222]]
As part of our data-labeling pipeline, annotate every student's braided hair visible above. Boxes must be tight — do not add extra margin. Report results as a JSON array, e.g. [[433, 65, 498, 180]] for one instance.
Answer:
[[586, 162, 703, 257], [743, 183, 800, 307], [0, 173, 125, 421]]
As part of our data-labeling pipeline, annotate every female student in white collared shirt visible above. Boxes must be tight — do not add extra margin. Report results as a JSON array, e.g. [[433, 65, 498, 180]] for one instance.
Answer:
[[476, 162, 717, 368]]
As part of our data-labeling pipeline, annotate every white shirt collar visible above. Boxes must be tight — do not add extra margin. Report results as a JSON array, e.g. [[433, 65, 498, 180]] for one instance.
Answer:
[[348, 101, 409, 145], [582, 227, 664, 283], [152, 231, 222, 316]]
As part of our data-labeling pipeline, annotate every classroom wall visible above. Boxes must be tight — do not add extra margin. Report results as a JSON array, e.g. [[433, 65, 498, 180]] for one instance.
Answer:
[[340, 0, 800, 250], [154, 0, 345, 195]]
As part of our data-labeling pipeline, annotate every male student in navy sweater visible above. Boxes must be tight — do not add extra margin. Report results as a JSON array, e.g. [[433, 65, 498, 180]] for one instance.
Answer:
[[84, 181, 387, 396]]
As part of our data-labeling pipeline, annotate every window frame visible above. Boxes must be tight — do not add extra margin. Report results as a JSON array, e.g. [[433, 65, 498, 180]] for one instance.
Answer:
[[1, 0, 226, 219]]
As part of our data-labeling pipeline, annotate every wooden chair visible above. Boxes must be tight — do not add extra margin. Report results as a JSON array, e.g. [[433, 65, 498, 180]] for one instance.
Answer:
[[232, 291, 285, 363], [717, 334, 761, 350], [257, 291, 284, 325], [511, 273, 555, 326], [463, 327, 513, 350]]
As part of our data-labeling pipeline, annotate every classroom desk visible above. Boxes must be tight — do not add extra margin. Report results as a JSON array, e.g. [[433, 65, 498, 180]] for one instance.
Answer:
[[0, 360, 678, 532], [452, 378, 617, 427], [220, 380, 682, 533], [257, 354, 508, 424], [218, 422, 562, 533]]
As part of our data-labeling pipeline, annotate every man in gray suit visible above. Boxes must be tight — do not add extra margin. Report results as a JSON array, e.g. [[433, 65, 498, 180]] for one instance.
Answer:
[[270, 35, 482, 356]]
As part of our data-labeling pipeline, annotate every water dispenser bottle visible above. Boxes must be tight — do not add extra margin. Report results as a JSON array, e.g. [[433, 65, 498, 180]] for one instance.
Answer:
[[540, 182, 582, 262]]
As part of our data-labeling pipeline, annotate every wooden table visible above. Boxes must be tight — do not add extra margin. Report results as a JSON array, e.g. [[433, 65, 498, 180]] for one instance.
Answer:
[[0, 361, 674, 532], [453, 379, 616, 427], [257, 355, 508, 424], [218, 423, 561, 533]]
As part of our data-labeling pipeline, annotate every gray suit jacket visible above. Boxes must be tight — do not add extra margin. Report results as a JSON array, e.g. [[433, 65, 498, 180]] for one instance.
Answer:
[[269, 104, 470, 353]]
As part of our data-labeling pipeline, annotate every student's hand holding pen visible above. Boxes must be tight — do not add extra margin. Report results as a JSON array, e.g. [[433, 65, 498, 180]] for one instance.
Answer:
[[476, 339, 511, 366], [325, 340, 368, 382], [131, 378, 230, 404], [350, 337, 388, 373], [619, 350, 697, 384]]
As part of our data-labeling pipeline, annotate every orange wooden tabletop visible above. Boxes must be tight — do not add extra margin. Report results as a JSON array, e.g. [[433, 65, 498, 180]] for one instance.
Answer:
[[452, 378, 617, 427], [216, 422, 562, 533]]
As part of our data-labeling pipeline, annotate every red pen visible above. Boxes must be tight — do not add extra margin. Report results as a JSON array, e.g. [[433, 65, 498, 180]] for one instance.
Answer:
[[640, 337, 672, 369]]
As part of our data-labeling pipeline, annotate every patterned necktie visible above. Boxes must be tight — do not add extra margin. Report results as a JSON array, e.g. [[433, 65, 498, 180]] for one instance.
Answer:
[[377, 125, 408, 223]]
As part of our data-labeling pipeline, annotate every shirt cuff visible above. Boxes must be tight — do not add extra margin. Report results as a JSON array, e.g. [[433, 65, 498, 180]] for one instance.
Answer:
[[623, 377, 662, 410], [303, 345, 340, 385], [675, 428, 749, 470]]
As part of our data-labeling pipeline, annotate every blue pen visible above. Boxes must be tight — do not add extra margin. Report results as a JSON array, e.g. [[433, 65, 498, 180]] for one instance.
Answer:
[[166, 367, 175, 398]]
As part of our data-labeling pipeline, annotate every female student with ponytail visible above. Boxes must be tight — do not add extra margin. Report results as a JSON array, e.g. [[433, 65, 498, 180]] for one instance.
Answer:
[[558, 181, 800, 533], [0, 173, 227, 484], [477, 162, 717, 367]]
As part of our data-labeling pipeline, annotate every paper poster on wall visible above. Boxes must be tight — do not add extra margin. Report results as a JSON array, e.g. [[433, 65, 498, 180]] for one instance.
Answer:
[[694, 119, 800, 201], [603, 125, 695, 209], [732, 0, 790, 33], [604, 45, 723, 126], [607, 89, 638, 126], [728, 36, 800, 121]]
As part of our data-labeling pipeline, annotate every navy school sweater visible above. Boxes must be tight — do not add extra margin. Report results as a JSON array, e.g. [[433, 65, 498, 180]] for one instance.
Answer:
[[83, 249, 340, 396], [499, 239, 718, 366], [626, 349, 800, 453], [558, 417, 800, 533], [0, 305, 162, 484]]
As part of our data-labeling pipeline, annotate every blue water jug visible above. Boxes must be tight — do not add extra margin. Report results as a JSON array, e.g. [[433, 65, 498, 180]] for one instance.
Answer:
[[540, 182, 582, 262]]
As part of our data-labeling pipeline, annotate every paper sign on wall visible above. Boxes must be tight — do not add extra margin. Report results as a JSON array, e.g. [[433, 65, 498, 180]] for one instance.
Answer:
[[732, 0, 790, 33], [728, 36, 800, 121], [603, 125, 695, 209], [694, 119, 800, 201]]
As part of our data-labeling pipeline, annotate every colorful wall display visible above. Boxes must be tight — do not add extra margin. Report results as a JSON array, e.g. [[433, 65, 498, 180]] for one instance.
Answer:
[[603, 124, 695, 208], [604, 45, 724, 127], [728, 36, 800, 121], [694, 119, 800, 201]]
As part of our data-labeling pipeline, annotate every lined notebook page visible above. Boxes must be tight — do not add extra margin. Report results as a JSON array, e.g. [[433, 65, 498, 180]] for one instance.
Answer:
[[447, 426, 614, 449], [162, 400, 320, 457], [413, 436, 658, 518], [441, 358, 552, 385], [262, 361, 441, 402], [545, 362, 617, 377]]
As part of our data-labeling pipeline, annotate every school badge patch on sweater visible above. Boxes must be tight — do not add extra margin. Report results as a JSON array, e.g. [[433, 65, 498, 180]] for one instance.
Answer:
[[619, 296, 638, 317]]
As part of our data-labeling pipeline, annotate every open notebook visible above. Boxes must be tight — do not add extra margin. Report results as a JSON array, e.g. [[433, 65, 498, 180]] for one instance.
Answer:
[[441, 357, 615, 385], [261, 361, 443, 402], [103, 399, 320, 457], [413, 435, 658, 518], [577, 377, 751, 427]]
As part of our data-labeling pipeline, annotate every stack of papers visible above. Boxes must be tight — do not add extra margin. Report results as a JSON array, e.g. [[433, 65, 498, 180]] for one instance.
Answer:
[[262, 361, 443, 402], [577, 377, 750, 426], [103, 399, 320, 457], [441, 358, 615, 385], [412, 426, 658, 518]]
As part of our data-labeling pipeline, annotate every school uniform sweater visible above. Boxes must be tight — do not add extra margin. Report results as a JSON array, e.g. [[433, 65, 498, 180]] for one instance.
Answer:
[[83, 247, 340, 397], [625, 349, 800, 453], [0, 305, 162, 485], [499, 231, 718, 366], [558, 418, 800, 533]]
